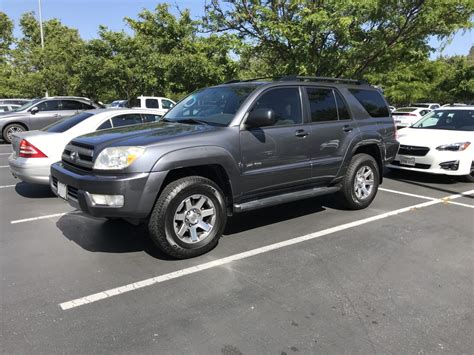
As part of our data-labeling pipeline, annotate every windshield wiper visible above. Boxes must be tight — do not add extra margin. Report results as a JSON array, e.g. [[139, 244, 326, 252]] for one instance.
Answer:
[[173, 118, 209, 125]]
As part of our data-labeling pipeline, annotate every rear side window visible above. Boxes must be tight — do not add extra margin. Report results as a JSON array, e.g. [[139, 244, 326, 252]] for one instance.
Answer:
[[349, 89, 389, 117], [81, 102, 95, 109], [61, 100, 83, 110], [145, 99, 159, 109], [335, 91, 350, 120], [111, 114, 143, 127], [97, 120, 112, 130], [306, 88, 338, 122], [43, 112, 94, 133], [143, 114, 161, 123]]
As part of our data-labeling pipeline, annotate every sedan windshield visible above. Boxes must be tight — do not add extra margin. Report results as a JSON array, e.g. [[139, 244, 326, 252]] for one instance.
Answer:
[[412, 110, 474, 131], [164, 85, 258, 126], [13, 99, 41, 112]]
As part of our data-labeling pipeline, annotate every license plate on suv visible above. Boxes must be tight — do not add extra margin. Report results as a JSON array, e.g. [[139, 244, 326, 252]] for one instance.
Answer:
[[399, 156, 416, 166], [57, 182, 67, 200]]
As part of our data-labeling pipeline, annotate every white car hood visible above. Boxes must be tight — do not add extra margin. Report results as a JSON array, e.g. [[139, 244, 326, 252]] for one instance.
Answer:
[[397, 128, 474, 148]]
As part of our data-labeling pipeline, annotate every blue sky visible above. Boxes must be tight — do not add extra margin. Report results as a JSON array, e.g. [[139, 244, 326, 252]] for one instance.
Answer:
[[2, 0, 472, 58]]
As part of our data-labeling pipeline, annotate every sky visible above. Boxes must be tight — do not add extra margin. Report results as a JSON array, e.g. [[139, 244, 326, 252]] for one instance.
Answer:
[[1, 0, 472, 59]]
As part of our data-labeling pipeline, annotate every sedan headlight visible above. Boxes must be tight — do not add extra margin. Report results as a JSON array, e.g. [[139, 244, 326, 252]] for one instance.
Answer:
[[436, 142, 471, 151], [93, 146, 145, 170]]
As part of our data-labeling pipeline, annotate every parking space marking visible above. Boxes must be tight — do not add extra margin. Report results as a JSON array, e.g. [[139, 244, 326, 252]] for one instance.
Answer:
[[0, 152, 11, 155], [0, 165, 9, 168], [0, 184, 16, 189], [59, 189, 474, 311], [445, 201, 474, 209], [10, 212, 77, 224], [379, 187, 436, 201]]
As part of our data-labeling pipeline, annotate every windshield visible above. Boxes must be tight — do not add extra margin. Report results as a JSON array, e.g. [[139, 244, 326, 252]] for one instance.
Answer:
[[412, 110, 474, 131], [42, 112, 95, 133], [14, 99, 41, 112], [164, 85, 257, 126]]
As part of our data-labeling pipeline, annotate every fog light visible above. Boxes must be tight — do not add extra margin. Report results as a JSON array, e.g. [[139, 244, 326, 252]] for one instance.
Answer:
[[89, 194, 124, 207], [439, 160, 459, 171]]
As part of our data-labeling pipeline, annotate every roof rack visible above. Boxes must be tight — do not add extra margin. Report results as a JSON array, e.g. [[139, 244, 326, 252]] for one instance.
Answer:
[[224, 75, 368, 85]]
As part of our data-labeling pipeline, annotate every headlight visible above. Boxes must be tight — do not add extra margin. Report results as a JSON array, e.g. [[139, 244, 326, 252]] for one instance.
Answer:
[[436, 142, 471, 151], [93, 146, 145, 170]]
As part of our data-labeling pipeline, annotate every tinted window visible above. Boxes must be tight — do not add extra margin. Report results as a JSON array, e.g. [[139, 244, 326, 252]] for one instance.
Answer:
[[335, 91, 350, 120], [143, 114, 161, 123], [349, 89, 389, 117], [43, 112, 94, 133], [97, 120, 112, 130], [412, 110, 474, 131], [111, 114, 143, 127], [162, 100, 174, 109], [81, 102, 95, 109], [252, 87, 302, 126], [61, 100, 83, 110], [306, 88, 337, 122], [145, 99, 159, 109], [36, 100, 60, 111]]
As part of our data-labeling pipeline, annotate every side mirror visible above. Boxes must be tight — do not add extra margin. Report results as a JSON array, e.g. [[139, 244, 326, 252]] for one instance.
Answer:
[[30, 106, 39, 115], [246, 108, 275, 128]]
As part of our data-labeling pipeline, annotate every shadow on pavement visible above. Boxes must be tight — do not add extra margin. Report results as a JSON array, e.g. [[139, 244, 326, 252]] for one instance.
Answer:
[[15, 182, 56, 198], [56, 213, 175, 260], [385, 169, 473, 199]]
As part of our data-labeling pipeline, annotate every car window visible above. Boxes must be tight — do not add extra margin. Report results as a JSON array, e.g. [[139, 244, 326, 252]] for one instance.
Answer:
[[306, 88, 338, 122], [413, 110, 474, 131], [161, 99, 174, 109], [251, 87, 302, 126], [111, 114, 143, 127], [97, 119, 112, 130], [349, 89, 390, 117], [81, 102, 95, 109], [43, 112, 95, 133], [143, 114, 161, 123], [145, 99, 159, 109], [335, 90, 351, 120], [420, 110, 430, 116], [36, 100, 61, 111], [61, 100, 84, 110]]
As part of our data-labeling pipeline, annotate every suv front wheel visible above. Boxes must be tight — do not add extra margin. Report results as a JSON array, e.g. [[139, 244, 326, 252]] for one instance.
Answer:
[[339, 153, 380, 210], [148, 176, 227, 259]]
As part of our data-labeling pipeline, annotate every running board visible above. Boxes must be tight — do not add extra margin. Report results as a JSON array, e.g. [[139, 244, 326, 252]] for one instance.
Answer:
[[233, 186, 340, 212]]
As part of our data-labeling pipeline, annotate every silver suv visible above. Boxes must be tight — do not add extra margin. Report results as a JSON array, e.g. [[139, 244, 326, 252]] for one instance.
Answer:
[[0, 96, 101, 143]]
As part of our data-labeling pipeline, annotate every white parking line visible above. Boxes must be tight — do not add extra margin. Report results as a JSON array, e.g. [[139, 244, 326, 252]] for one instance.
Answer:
[[0, 184, 16, 189], [445, 201, 474, 209], [379, 187, 436, 200], [58, 189, 474, 311], [0, 152, 11, 155], [10, 212, 77, 224], [0, 165, 9, 168]]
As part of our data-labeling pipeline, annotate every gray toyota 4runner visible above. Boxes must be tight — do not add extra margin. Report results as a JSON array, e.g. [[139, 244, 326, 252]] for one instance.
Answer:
[[51, 77, 399, 259]]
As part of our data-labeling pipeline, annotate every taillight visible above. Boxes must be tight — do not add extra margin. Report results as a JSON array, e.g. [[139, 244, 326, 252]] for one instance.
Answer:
[[19, 139, 47, 158]]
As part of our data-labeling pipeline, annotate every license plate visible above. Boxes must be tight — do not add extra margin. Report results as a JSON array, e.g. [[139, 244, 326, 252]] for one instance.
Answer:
[[399, 156, 416, 166], [57, 182, 67, 200]]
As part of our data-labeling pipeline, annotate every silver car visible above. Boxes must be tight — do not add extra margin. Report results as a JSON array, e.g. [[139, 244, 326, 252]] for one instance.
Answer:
[[0, 96, 101, 143]]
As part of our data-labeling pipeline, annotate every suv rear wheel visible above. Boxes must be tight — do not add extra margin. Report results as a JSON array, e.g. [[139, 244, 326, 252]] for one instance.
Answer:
[[339, 153, 379, 210], [148, 176, 227, 259]]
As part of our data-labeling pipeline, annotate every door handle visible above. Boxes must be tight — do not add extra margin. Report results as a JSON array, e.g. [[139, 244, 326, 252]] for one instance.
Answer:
[[54, 114, 60, 117], [342, 125, 353, 132], [295, 129, 309, 138]]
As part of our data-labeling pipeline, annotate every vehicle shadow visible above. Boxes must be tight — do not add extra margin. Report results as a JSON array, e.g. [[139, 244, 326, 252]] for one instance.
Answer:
[[56, 213, 175, 260], [384, 168, 473, 199], [15, 182, 56, 198]]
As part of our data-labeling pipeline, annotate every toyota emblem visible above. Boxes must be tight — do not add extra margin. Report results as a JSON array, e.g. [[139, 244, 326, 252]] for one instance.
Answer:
[[70, 151, 78, 162]]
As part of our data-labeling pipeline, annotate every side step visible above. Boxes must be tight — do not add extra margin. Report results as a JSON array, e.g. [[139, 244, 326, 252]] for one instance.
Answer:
[[233, 186, 340, 213]]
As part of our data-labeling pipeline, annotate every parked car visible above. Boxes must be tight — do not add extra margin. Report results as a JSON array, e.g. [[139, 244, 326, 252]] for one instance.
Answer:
[[0, 104, 21, 112], [110, 100, 128, 108], [8, 108, 162, 185], [392, 107, 431, 128], [389, 106, 396, 112], [50, 76, 398, 259], [0, 98, 31, 106], [442, 103, 467, 107], [412, 103, 441, 110], [0, 96, 101, 143], [389, 107, 474, 181]]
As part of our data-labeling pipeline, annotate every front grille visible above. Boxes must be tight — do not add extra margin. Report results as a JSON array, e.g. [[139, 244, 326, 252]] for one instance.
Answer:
[[52, 176, 58, 188], [62, 141, 94, 172], [398, 145, 430, 156], [67, 185, 79, 201], [391, 161, 431, 169]]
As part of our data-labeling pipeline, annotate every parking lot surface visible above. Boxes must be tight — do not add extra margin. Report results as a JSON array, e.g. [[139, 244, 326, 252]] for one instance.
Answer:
[[1, 142, 473, 354]]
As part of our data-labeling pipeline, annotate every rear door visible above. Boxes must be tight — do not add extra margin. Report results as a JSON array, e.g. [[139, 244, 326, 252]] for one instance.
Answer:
[[239, 86, 312, 197], [29, 99, 61, 129], [59, 100, 85, 120], [304, 87, 357, 182]]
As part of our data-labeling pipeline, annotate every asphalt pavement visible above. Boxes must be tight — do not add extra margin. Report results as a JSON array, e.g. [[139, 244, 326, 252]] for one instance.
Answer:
[[1, 142, 473, 354]]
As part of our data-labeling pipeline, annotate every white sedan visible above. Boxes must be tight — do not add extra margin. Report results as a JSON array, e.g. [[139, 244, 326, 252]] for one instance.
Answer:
[[392, 107, 432, 128], [8, 108, 163, 185], [389, 107, 474, 181]]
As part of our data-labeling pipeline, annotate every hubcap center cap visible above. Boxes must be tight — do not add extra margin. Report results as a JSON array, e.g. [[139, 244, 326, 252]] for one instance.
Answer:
[[186, 210, 200, 225]]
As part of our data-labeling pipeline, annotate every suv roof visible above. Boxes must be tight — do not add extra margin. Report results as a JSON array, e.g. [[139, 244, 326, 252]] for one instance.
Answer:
[[224, 75, 369, 86]]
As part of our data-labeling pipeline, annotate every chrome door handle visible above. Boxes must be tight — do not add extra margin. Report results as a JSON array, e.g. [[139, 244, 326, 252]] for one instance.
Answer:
[[295, 129, 309, 138], [342, 125, 353, 132]]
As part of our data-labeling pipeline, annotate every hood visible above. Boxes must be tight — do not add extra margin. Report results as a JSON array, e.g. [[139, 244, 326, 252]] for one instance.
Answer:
[[397, 128, 473, 148], [0, 111, 28, 119], [73, 121, 219, 149]]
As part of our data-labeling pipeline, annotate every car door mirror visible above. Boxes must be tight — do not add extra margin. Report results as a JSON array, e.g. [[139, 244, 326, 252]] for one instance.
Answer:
[[246, 108, 276, 128], [30, 106, 39, 115]]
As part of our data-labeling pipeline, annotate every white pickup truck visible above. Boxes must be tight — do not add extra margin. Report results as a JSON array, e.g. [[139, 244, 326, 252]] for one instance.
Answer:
[[110, 96, 176, 116]]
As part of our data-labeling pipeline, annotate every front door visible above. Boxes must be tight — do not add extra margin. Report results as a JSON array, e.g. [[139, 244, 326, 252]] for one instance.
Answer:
[[239, 87, 311, 198], [28, 99, 62, 129]]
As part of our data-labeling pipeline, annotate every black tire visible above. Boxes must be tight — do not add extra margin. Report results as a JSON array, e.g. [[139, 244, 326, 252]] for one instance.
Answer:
[[338, 153, 380, 210], [3, 123, 26, 143], [148, 176, 227, 259]]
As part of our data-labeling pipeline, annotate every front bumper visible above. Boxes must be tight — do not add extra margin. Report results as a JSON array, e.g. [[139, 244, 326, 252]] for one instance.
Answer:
[[388, 149, 473, 176], [50, 162, 167, 219], [8, 154, 53, 185]]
